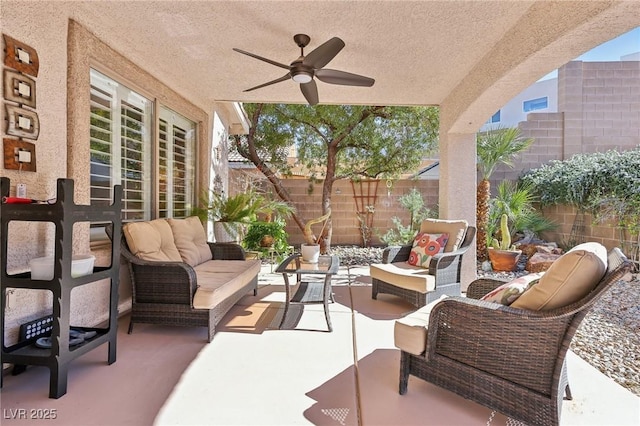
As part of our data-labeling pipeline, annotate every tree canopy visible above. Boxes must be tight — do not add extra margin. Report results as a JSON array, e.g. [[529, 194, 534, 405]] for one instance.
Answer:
[[231, 103, 439, 249]]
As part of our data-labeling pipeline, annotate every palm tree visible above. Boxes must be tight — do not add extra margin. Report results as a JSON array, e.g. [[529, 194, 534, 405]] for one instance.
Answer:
[[476, 126, 533, 261]]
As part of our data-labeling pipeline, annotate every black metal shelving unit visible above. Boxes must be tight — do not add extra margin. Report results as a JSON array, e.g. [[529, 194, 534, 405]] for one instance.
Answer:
[[0, 177, 122, 398]]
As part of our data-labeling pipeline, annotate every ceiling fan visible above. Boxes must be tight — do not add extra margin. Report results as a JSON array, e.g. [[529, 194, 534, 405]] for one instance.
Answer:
[[233, 34, 375, 106]]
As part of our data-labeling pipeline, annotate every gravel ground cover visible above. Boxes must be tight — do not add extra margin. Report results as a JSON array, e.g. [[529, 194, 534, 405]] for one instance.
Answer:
[[329, 245, 640, 396]]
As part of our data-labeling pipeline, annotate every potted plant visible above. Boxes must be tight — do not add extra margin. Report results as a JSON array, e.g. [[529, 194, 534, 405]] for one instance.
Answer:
[[197, 191, 262, 243], [487, 213, 522, 272], [301, 211, 331, 263], [243, 221, 289, 252]]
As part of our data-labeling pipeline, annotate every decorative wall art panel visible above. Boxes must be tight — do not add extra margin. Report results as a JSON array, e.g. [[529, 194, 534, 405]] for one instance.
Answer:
[[5, 104, 39, 139], [3, 69, 36, 108], [3, 138, 36, 172], [3, 34, 39, 77]]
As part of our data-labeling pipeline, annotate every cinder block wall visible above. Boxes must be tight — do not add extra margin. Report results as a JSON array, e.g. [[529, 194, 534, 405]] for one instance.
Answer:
[[539, 204, 637, 258], [272, 179, 439, 247], [490, 60, 640, 189]]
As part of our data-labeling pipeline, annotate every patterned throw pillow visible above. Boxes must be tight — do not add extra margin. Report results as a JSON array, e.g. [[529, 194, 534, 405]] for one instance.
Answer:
[[407, 233, 449, 268], [480, 272, 545, 305]]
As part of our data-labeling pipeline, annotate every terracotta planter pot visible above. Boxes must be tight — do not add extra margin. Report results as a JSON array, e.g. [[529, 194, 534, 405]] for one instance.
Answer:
[[260, 235, 274, 247], [487, 248, 522, 272]]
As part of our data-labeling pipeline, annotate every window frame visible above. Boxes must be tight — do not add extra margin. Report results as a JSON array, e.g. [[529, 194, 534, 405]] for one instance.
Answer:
[[89, 67, 198, 224], [523, 96, 548, 112]]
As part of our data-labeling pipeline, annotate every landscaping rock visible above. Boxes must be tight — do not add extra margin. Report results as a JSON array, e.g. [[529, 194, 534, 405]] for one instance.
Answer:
[[526, 252, 562, 272]]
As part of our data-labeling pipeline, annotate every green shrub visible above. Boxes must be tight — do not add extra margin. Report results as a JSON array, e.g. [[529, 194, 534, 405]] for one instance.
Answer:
[[487, 180, 557, 246], [243, 221, 289, 255], [520, 148, 640, 259], [378, 188, 437, 245], [520, 148, 640, 214]]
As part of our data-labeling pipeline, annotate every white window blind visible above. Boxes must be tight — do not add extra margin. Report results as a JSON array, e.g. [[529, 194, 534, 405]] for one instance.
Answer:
[[89, 69, 152, 221], [158, 108, 195, 219]]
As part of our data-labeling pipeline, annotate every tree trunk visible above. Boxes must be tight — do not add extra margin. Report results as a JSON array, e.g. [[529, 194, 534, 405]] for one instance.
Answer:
[[320, 144, 339, 253], [476, 179, 491, 261], [232, 133, 311, 243]]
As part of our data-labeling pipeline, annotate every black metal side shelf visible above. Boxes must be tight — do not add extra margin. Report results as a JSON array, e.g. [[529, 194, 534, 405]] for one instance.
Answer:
[[0, 177, 122, 398]]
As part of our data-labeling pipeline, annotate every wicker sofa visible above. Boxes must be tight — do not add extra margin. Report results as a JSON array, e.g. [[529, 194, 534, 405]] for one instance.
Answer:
[[119, 216, 261, 342], [393, 243, 632, 426]]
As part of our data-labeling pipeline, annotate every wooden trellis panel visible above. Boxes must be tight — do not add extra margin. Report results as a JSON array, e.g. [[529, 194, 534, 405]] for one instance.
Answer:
[[351, 179, 380, 246]]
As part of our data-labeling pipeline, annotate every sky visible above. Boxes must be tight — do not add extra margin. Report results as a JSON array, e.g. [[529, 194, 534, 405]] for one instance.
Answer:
[[539, 26, 640, 81], [577, 27, 640, 61]]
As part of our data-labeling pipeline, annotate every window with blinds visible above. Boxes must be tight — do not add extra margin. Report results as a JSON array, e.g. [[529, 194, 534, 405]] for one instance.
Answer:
[[89, 69, 195, 222], [90, 69, 152, 221], [158, 109, 195, 218]]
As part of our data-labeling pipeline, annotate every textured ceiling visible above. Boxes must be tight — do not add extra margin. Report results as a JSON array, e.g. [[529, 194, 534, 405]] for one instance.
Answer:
[[69, 1, 639, 114]]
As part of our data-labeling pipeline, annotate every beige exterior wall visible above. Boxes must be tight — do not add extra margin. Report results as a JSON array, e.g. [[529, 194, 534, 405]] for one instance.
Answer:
[[1, 13, 234, 344]]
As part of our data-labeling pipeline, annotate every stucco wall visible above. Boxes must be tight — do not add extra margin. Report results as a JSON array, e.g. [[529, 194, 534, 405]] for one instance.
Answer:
[[1, 3, 76, 345], [1, 10, 230, 346]]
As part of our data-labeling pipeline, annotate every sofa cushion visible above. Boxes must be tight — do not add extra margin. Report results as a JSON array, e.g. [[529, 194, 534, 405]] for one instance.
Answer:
[[168, 216, 213, 267], [370, 262, 436, 294], [480, 272, 545, 305], [192, 259, 261, 309], [123, 219, 182, 262], [394, 295, 448, 355], [407, 232, 449, 268], [511, 242, 607, 311], [419, 219, 468, 252]]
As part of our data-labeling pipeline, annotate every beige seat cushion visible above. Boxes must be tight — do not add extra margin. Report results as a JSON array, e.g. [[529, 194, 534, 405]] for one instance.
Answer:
[[168, 216, 213, 267], [192, 259, 261, 309], [511, 242, 607, 311], [370, 262, 436, 293], [394, 295, 448, 355], [123, 219, 182, 262], [419, 219, 468, 252]]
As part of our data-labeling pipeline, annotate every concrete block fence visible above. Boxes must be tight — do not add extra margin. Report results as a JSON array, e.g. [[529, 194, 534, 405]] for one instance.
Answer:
[[279, 178, 439, 247], [237, 176, 636, 262]]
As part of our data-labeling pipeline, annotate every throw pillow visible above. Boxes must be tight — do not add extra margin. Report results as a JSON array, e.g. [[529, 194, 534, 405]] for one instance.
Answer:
[[511, 242, 607, 311], [419, 219, 468, 251], [407, 233, 449, 268], [123, 219, 182, 262], [168, 216, 213, 267], [480, 272, 545, 305]]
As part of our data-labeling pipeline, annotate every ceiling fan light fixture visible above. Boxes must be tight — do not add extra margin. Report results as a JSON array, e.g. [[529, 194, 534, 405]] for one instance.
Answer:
[[292, 71, 313, 84], [234, 34, 374, 105]]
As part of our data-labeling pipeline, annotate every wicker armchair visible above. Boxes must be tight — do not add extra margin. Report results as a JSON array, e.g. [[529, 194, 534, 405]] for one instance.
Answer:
[[119, 234, 258, 342], [371, 220, 476, 307], [397, 247, 631, 426]]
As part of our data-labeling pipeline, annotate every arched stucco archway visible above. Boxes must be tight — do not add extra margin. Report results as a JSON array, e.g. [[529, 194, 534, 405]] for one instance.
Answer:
[[438, 2, 640, 284]]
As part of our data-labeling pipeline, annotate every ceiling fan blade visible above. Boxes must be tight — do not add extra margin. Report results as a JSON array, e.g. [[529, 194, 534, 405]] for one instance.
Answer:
[[243, 74, 291, 92], [233, 48, 290, 70], [315, 69, 375, 87], [300, 80, 319, 105], [303, 37, 345, 69]]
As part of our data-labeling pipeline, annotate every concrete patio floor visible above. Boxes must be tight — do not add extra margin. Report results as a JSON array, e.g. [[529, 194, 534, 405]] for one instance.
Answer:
[[2, 263, 639, 425]]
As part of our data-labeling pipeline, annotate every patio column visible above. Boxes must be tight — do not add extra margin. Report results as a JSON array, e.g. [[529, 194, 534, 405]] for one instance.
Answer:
[[438, 131, 478, 289]]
